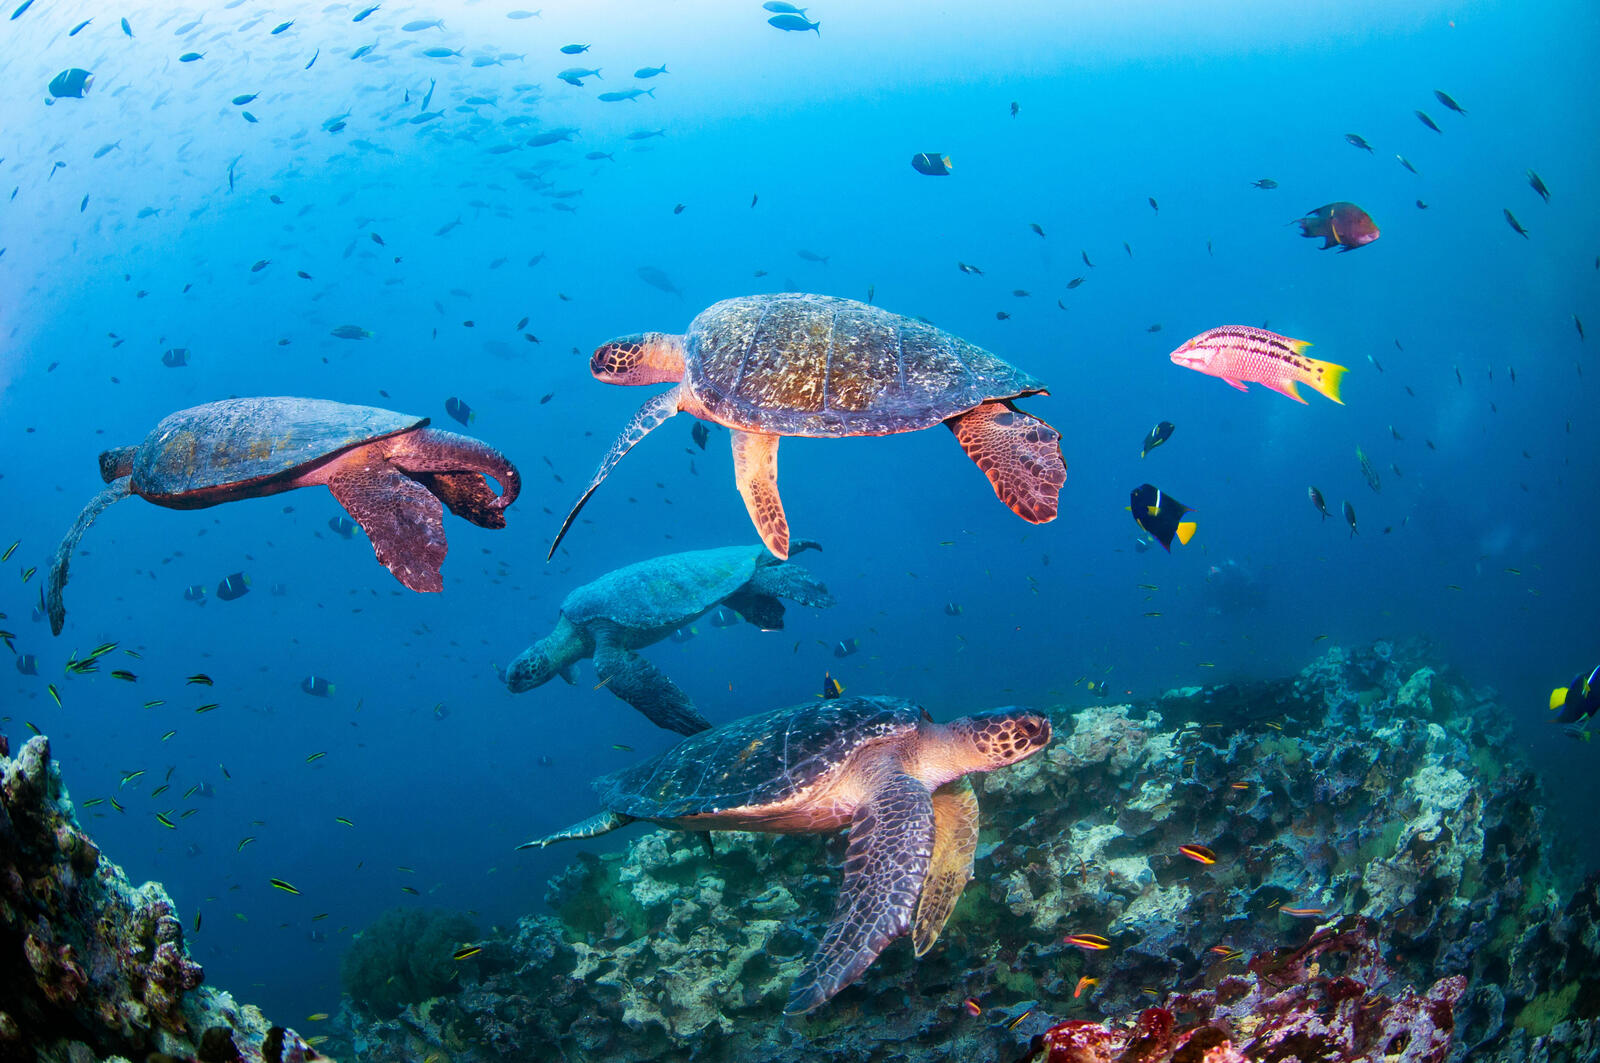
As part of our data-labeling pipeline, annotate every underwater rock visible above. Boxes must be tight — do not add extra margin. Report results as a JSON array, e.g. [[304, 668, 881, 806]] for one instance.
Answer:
[[0, 733, 322, 1063], [331, 644, 1598, 1059]]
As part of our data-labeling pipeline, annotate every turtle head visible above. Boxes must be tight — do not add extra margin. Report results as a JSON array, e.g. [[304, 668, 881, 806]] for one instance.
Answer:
[[98, 446, 137, 483], [591, 332, 685, 386], [504, 617, 586, 693], [925, 708, 1051, 780]]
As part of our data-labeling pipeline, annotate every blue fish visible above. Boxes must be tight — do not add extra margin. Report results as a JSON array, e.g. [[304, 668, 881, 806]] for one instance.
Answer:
[[69, 18, 90, 35], [769, 13, 820, 33], [47, 69, 94, 99], [216, 572, 250, 601], [328, 516, 358, 539], [353, 4, 379, 21], [10, 0, 34, 21], [120, 16, 133, 37], [300, 675, 336, 697]]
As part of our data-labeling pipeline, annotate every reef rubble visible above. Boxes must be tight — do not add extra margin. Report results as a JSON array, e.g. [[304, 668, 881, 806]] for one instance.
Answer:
[[335, 643, 1598, 1062], [0, 732, 322, 1063]]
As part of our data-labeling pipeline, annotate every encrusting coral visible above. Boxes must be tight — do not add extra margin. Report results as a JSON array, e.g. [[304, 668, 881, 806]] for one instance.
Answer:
[[0, 732, 323, 1063]]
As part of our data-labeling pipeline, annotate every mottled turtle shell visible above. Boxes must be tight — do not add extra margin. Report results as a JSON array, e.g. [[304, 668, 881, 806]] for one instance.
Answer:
[[560, 544, 767, 632], [129, 397, 425, 501], [597, 695, 926, 819], [684, 294, 1046, 437]]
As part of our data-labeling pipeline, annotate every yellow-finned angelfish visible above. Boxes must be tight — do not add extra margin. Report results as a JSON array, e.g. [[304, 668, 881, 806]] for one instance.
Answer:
[[1129, 484, 1196, 551]]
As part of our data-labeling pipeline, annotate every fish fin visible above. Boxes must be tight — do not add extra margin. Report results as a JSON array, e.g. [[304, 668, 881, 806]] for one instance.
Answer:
[[913, 777, 979, 956], [786, 772, 934, 1013], [47, 477, 134, 636], [1286, 338, 1313, 354], [1223, 377, 1251, 393], [947, 400, 1066, 524], [1329, 218, 1341, 245], [327, 462, 447, 592], [548, 386, 683, 559], [1551, 687, 1569, 710], [1303, 358, 1347, 405], [1175, 521, 1198, 546], [731, 429, 789, 559]]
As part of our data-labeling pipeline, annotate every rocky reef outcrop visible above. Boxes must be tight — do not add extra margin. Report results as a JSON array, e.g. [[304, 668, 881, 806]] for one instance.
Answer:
[[0, 732, 322, 1063], [336, 643, 1600, 1062]]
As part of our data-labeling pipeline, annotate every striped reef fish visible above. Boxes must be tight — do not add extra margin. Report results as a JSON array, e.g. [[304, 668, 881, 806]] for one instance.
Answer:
[[1170, 326, 1345, 405]]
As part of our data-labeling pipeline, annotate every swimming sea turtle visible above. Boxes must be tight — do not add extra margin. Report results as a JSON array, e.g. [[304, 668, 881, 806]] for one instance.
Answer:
[[521, 694, 1051, 1013], [47, 396, 520, 635], [505, 541, 834, 734], [547, 293, 1067, 560]]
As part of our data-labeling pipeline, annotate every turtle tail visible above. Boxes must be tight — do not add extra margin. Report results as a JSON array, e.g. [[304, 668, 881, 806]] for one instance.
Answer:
[[47, 478, 134, 636]]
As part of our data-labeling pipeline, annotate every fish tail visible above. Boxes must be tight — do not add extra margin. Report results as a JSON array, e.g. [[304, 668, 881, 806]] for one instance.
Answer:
[[1302, 357, 1347, 405], [1175, 521, 1197, 545]]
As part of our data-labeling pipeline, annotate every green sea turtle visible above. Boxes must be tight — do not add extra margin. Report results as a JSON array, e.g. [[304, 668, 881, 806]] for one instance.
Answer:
[[547, 293, 1067, 560], [505, 542, 834, 734], [522, 694, 1050, 1013], [47, 396, 520, 635]]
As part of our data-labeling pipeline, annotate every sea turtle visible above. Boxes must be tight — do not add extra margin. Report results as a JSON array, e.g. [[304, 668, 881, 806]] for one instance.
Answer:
[[505, 541, 834, 734], [46, 397, 520, 635], [547, 293, 1067, 560], [521, 694, 1051, 1013]]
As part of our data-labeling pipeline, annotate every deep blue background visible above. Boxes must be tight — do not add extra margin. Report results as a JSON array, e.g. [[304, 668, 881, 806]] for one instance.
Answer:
[[1, 0, 1595, 1022]]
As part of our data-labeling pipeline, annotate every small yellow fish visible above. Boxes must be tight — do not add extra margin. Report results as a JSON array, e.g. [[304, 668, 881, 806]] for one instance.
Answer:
[[111, 669, 138, 682], [144, 700, 166, 709], [306, 751, 327, 762], [20, 565, 37, 582], [186, 673, 214, 686], [452, 945, 483, 960], [110, 796, 124, 812], [306, 1013, 329, 1022], [0, 540, 17, 562], [195, 703, 220, 714], [155, 812, 177, 829], [47, 683, 62, 707], [237, 836, 256, 851], [400, 885, 420, 895], [161, 729, 177, 741], [336, 816, 355, 827], [269, 878, 300, 895]]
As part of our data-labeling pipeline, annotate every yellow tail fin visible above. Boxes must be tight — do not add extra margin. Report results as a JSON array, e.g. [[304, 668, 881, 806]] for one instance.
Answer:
[[1550, 687, 1569, 710], [1305, 357, 1347, 405], [1176, 521, 1197, 546]]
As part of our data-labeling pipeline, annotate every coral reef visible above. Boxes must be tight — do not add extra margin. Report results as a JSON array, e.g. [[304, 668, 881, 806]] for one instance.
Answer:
[[335, 643, 1600, 1062], [0, 732, 321, 1063], [1024, 918, 1463, 1062]]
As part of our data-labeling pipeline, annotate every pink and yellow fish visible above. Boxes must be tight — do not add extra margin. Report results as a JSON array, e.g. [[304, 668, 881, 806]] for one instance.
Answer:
[[1170, 326, 1346, 405]]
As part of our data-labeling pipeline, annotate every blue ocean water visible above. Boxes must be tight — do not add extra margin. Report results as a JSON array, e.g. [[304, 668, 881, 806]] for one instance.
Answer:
[[0, 0, 1595, 1025]]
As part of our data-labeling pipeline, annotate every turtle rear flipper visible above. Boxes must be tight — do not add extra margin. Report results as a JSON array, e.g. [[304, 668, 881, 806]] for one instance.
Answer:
[[593, 628, 711, 735], [47, 478, 134, 636], [415, 471, 507, 528], [912, 777, 980, 955], [749, 556, 835, 610], [947, 400, 1066, 524], [786, 772, 934, 1014], [327, 461, 447, 592], [548, 387, 683, 559], [388, 427, 521, 528]]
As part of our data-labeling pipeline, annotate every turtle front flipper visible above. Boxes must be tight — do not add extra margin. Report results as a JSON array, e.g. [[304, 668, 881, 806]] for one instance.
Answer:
[[326, 463, 448, 592], [947, 400, 1066, 524], [548, 386, 683, 560], [786, 771, 935, 1015], [912, 776, 980, 956], [731, 429, 789, 559], [592, 627, 711, 735], [47, 478, 134, 636], [517, 809, 635, 850]]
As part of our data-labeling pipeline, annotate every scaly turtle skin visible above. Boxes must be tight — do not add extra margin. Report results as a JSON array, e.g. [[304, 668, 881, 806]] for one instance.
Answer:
[[504, 541, 834, 734], [47, 397, 521, 635], [521, 694, 1052, 1013], [547, 293, 1068, 560]]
